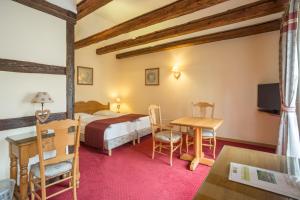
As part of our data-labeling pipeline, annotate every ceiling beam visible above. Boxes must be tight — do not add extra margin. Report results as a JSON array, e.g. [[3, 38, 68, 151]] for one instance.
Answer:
[[97, 0, 286, 55], [12, 0, 76, 24], [116, 19, 280, 59], [77, 0, 112, 20], [75, 0, 230, 49], [0, 58, 66, 75]]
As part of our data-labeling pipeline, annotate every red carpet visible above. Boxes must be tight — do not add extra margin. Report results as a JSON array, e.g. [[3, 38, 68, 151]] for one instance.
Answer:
[[48, 136, 274, 200]]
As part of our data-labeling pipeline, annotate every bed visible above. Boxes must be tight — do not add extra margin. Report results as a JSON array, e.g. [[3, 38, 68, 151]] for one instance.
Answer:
[[74, 101, 151, 156]]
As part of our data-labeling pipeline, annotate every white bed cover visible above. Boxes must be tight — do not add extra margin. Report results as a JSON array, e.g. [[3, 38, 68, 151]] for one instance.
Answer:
[[78, 113, 150, 142]]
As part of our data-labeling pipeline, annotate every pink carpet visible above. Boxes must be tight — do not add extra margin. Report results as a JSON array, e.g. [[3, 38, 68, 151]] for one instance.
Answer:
[[48, 136, 274, 200]]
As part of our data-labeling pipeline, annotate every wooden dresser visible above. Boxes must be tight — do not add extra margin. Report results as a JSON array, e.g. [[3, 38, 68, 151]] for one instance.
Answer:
[[194, 146, 293, 200]]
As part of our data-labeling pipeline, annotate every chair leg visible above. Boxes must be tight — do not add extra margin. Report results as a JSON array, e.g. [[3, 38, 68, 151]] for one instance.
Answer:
[[159, 142, 162, 153], [29, 173, 35, 200], [41, 178, 46, 200], [152, 140, 155, 159], [68, 172, 72, 187], [179, 136, 183, 155], [73, 172, 77, 200], [213, 136, 216, 159], [185, 134, 189, 153], [170, 142, 173, 166]]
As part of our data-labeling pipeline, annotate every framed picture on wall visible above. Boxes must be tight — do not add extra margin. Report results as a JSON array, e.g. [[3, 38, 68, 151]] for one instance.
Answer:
[[77, 66, 93, 85], [145, 68, 159, 86]]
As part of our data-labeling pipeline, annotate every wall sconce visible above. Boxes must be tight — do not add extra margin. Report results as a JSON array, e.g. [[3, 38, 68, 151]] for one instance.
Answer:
[[172, 66, 181, 80], [116, 97, 121, 113]]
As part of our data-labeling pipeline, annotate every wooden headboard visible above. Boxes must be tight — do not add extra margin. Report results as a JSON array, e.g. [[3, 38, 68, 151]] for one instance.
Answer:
[[74, 101, 110, 114]]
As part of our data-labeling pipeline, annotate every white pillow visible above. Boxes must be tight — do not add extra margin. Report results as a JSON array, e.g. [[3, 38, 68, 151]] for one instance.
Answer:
[[93, 110, 117, 116], [75, 113, 94, 120]]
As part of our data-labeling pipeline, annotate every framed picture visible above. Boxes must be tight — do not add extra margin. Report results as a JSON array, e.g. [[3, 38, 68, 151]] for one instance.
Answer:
[[77, 66, 93, 85], [145, 68, 159, 86]]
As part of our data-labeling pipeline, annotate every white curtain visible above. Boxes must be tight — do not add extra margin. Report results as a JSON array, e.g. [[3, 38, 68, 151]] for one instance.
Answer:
[[277, 0, 300, 177], [278, 0, 300, 158]]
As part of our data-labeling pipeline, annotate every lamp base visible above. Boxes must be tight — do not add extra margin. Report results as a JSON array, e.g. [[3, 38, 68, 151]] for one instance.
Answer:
[[35, 109, 51, 123]]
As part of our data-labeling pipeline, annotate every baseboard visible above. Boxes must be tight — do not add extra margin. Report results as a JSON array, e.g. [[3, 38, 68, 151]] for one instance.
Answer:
[[216, 136, 276, 150]]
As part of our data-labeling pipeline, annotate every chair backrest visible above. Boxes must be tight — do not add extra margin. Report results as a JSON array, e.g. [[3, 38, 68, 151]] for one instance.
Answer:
[[36, 119, 81, 169], [192, 102, 215, 118], [148, 104, 162, 134]]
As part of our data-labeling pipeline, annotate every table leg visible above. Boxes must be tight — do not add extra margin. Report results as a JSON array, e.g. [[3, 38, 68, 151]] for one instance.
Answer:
[[9, 143, 17, 186], [180, 126, 215, 170], [190, 128, 215, 170], [190, 128, 201, 171], [19, 148, 29, 200], [180, 153, 194, 161]]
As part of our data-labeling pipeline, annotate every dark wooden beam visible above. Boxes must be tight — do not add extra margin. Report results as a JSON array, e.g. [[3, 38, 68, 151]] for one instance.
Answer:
[[66, 23, 75, 119], [0, 112, 66, 131], [77, 0, 112, 20], [116, 20, 281, 59], [98, 0, 286, 55], [75, 0, 229, 49], [0, 58, 66, 75], [12, 0, 76, 24]]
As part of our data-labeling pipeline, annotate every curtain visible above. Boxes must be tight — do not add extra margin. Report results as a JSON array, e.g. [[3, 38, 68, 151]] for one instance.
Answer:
[[278, 0, 300, 159]]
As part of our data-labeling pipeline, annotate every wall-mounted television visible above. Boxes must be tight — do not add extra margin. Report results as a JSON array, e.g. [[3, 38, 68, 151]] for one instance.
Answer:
[[257, 83, 280, 115]]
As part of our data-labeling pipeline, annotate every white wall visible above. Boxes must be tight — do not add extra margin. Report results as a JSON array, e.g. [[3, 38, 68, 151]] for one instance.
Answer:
[[75, 12, 124, 111], [0, 0, 68, 179], [75, 30, 281, 146], [75, 44, 121, 106], [117, 31, 281, 145]]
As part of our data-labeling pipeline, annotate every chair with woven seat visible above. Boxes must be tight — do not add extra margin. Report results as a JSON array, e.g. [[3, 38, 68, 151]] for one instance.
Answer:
[[186, 102, 217, 158], [29, 119, 81, 200], [148, 104, 182, 166]]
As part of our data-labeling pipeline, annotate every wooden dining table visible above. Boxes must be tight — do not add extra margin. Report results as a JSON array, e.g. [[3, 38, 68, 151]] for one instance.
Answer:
[[171, 117, 223, 171]]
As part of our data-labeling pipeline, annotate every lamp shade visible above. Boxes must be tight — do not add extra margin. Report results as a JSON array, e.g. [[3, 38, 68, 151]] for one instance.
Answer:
[[32, 92, 54, 103], [116, 97, 121, 103]]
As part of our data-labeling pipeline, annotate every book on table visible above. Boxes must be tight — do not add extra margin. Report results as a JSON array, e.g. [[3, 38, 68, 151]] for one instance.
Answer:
[[229, 162, 300, 199]]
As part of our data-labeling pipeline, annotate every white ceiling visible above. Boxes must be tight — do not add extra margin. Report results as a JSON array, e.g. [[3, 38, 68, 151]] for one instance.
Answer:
[[76, 0, 176, 23], [94, 0, 178, 24], [47, 0, 77, 13], [75, 0, 283, 54]]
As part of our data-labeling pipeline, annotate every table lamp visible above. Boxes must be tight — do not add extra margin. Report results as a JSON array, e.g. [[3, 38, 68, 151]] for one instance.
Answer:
[[116, 97, 121, 113], [32, 92, 54, 123]]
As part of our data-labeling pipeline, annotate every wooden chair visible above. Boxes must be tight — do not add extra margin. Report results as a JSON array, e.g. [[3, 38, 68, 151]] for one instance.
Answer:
[[148, 104, 182, 166], [186, 102, 217, 158], [29, 119, 81, 200]]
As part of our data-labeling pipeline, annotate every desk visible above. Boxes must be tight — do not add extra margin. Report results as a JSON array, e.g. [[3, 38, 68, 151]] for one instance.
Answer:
[[194, 146, 291, 200], [6, 132, 80, 200], [171, 117, 223, 171]]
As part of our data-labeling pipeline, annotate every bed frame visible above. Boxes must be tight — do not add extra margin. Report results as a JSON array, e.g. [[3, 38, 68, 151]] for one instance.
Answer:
[[74, 101, 137, 156], [74, 101, 110, 114]]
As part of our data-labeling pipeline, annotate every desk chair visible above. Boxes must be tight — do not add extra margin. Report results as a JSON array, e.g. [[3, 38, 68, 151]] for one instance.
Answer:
[[29, 119, 80, 200], [148, 105, 182, 166]]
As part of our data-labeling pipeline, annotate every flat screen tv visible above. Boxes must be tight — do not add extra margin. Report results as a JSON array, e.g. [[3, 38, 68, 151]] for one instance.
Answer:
[[257, 83, 280, 114]]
